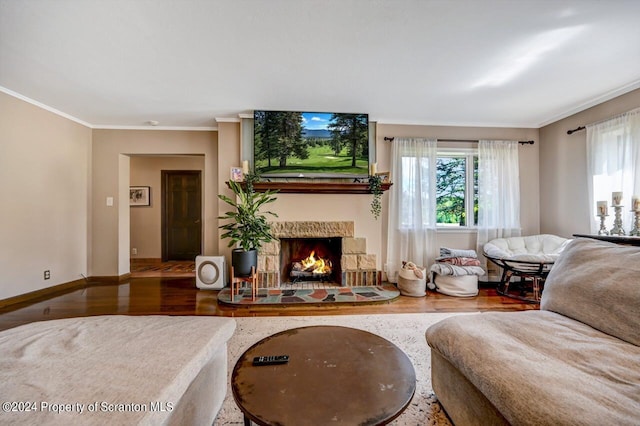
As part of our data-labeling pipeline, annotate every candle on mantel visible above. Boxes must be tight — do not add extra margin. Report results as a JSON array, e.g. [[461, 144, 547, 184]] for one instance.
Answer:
[[633, 196, 640, 211], [242, 160, 249, 175], [370, 162, 377, 176], [596, 201, 608, 216], [612, 191, 623, 206]]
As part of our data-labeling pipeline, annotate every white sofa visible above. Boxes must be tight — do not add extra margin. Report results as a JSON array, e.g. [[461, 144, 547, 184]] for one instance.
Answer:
[[0, 315, 236, 425]]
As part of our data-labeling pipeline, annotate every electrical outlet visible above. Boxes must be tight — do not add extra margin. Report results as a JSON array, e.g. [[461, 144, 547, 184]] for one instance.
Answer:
[[132, 248, 137, 255], [44, 270, 51, 280]]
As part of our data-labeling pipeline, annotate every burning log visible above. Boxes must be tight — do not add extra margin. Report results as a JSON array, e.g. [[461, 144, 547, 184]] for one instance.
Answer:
[[300, 250, 332, 274], [290, 250, 333, 282]]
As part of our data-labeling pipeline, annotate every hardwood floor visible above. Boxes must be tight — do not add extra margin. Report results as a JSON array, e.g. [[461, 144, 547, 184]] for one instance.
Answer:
[[0, 276, 538, 332], [130, 259, 195, 277]]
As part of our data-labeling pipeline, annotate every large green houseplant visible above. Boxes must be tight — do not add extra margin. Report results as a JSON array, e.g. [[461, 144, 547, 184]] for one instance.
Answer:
[[218, 173, 278, 276]]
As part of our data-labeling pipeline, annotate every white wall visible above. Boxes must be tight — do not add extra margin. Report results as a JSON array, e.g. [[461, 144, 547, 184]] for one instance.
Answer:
[[539, 88, 640, 237], [91, 130, 217, 277], [0, 91, 92, 299]]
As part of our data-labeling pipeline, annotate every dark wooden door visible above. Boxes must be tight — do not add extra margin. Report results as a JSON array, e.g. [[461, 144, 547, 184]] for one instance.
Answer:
[[162, 171, 202, 261]]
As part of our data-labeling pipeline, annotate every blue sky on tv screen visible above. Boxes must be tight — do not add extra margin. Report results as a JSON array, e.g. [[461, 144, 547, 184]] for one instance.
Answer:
[[301, 112, 332, 130]]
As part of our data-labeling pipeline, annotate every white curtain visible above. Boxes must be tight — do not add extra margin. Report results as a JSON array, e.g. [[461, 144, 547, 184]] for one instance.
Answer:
[[385, 138, 437, 283], [476, 140, 521, 273], [586, 108, 640, 233]]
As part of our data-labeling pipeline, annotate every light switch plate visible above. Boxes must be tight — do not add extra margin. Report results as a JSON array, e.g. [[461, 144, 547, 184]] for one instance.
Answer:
[[106, 196, 114, 206]]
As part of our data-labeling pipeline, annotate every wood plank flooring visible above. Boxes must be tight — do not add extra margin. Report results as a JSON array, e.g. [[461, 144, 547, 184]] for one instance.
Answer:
[[0, 276, 538, 332]]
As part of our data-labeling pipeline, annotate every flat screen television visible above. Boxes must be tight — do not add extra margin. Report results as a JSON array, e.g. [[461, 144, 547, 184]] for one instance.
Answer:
[[253, 110, 369, 179]]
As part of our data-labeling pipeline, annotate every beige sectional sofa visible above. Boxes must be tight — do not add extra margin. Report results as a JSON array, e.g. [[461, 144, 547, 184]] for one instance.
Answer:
[[0, 315, 236, 425], [426, 238, 640, 425]]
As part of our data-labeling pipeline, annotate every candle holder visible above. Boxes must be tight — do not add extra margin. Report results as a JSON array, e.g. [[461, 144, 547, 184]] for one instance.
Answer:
[[610, 205, 626, 236], [597, 214, 609, 235], [630, 210, 640, 237]]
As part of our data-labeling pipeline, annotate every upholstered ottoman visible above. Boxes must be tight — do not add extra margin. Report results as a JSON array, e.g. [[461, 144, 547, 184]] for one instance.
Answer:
[[432, 274, 478, 297], [0, 315, 236, 425]]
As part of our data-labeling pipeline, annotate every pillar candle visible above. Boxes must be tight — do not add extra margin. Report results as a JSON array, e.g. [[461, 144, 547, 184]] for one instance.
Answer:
[[633, 196, 640, 211], [596, 201, 608, 216], [242, 160, 249, 175], [370, 163, 377, 175], [612, 191, 623, 206]]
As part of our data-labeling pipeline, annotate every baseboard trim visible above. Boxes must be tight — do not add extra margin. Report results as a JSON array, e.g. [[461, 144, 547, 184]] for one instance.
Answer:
[[0, 278, 88, 309], [90, 273, 131, 283], [0, 273, 132, 309]]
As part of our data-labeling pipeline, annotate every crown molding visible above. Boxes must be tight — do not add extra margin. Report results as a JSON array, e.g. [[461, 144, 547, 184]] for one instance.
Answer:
[[537, 79, 640, 128], [0, 86, 92, 128], [92, 125, 217, 131], [215, 117, 241, 123]]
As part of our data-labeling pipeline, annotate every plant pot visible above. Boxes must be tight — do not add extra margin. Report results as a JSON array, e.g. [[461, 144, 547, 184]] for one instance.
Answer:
[[232, 248, 258, 277]]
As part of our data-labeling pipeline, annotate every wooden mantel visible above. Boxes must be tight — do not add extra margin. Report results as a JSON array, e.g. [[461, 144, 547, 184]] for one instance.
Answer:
[[227, 181, 392, 194]]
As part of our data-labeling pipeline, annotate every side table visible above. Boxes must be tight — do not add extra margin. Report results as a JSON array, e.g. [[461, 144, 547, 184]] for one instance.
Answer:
[[232, 326, 416, 425]]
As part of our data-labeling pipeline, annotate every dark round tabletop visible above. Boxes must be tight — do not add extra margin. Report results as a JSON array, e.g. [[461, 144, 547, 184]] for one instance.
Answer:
[[231, 325, 416, 426]]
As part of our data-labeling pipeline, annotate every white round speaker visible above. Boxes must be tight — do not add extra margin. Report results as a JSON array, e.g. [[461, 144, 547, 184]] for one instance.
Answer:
[[195, 256, 225, 289]]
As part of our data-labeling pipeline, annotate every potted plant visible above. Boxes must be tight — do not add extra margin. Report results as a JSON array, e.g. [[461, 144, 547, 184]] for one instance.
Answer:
[[368, 174, 383, 220], [218, 173, 278, 276]]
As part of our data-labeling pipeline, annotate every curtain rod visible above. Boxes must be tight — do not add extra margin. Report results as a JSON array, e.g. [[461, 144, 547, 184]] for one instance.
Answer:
[[567, 107, 640, 135], [567, 126, 585, 135], [383, 137, 534, 145]]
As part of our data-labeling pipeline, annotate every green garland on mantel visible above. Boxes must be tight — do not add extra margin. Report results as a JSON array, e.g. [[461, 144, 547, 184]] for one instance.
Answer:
[[368, 174, 383, 220]]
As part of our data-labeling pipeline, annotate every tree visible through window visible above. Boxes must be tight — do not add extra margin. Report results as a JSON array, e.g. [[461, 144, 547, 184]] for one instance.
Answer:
[[436, 154, 478, 226]]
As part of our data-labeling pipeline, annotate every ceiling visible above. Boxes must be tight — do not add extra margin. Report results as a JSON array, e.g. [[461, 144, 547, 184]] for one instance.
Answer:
[[1, 0, 639, 129]]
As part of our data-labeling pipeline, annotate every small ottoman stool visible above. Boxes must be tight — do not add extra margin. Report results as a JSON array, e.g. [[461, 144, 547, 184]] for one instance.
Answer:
[[432, 274, 478, 297]]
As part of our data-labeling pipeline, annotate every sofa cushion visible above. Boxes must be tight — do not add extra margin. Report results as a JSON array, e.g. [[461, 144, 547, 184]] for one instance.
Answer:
[[541, 238, 640, 346], [426, 311, 640, 426]]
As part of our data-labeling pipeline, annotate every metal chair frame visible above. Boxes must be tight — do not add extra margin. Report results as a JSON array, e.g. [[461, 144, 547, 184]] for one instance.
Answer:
[[484, 253, 556, 303]]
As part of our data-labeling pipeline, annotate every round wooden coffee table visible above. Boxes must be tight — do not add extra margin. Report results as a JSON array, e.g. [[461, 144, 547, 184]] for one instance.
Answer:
[[231, 326, 416, 425]]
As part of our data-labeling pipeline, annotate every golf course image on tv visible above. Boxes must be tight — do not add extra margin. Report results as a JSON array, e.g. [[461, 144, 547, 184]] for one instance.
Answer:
[[253, 110, 369, 178]]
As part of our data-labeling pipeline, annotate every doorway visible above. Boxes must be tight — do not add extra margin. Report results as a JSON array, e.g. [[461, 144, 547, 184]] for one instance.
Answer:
[[162, 170, 202, 261]]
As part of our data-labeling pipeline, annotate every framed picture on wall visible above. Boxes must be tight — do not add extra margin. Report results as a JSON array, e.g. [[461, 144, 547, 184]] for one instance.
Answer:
[[230, 167, 244, 182], [375, 171, 391, 183], [130, 186, 151, 206]]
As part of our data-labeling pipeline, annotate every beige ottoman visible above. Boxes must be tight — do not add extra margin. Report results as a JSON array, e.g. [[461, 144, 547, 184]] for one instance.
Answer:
[[433, 274, 478, 297]]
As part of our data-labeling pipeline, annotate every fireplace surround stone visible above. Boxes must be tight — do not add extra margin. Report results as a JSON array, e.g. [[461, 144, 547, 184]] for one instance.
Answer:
[[256, 221, 380, 287]]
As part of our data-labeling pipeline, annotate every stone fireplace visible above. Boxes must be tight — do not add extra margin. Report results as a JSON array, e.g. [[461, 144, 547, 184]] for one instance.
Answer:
[[280, 237, 342, 284], [257, 221, 380, 287]]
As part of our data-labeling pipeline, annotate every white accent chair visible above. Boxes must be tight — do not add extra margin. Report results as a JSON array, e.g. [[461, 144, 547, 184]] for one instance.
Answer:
[[483, 234, 571, 302]]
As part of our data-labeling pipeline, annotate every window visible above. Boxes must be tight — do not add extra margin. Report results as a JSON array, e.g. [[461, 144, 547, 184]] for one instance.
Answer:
[[436, 150, 478, 227], [586, 109, 640, 233]]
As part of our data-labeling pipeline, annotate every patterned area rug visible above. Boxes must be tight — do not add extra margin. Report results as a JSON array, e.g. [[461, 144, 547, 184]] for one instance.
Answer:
[[214, 313, 474, 425], [217, 285, 400, 305]]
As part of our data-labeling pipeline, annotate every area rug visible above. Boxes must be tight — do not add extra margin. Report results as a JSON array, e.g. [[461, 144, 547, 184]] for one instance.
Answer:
[[217, 285, 400, 306], [214, 312, 475, 425]]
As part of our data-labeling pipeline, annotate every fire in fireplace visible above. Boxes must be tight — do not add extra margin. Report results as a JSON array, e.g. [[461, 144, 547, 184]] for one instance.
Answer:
[[291, 250, 333, 282], [280, 238, 342, 285]]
